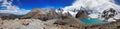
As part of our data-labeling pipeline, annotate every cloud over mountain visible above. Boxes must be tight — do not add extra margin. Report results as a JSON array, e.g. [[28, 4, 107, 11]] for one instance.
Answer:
[[0, 0, 30, 15], [63, 0, 120, 13]]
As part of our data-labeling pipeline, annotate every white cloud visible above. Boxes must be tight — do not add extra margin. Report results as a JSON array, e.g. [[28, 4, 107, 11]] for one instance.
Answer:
[[62, 0, 120, 22], [0, 0, 30, 15], [63, 0, 120, 13], [63, 0, 120, 17]]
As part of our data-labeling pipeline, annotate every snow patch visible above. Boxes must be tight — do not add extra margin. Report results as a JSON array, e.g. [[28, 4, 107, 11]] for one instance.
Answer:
[[88, 14, 99, 18]]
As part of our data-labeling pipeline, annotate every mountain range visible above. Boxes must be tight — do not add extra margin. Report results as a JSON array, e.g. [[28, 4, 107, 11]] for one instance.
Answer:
[[0, 7, 119, 22]]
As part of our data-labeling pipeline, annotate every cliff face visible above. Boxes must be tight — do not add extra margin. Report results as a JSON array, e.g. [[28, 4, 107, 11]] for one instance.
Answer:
[[75, 10, 89, 19], [47, 8, 59, 19], [101, 8, 118, 20]]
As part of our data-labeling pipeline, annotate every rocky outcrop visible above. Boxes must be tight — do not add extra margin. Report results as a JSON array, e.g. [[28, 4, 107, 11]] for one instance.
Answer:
[[63, 12, 72, 17], [101, 8, 118, 20], [47, 8, 59, 19], [75, 10, 89, 19]]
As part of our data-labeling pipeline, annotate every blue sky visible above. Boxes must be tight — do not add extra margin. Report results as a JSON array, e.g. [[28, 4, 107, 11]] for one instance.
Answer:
[[115, 0, 120, 5], [12, 0, 75, 10], [0, 0, 120, 15], [1, 0, 120, 10]]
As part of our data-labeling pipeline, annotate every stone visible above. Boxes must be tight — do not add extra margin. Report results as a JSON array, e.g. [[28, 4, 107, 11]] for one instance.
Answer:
[[45, 24, 79, 29]]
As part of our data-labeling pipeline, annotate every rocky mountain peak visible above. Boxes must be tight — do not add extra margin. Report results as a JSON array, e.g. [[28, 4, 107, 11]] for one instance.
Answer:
[[31, 8, 47, 14], [101, 8, 118, 21], [75, 10, 89, 19], [21, 8, 47, 19]]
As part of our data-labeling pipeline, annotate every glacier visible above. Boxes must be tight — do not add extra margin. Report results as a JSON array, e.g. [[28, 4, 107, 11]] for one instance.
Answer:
[[63, 0, 120, 22]]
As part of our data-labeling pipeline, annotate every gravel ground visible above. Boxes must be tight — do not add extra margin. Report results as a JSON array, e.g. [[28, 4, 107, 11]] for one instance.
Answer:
[[0, 19, 78, 29]]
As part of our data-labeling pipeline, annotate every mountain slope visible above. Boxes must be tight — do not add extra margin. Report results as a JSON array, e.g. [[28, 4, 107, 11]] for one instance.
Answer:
[[0, 13, 23, 19], [21, 8, 47, 19]]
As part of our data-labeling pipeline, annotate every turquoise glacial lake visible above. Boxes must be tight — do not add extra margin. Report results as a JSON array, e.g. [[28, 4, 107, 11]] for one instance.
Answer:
[[80, 18, 108, 25]]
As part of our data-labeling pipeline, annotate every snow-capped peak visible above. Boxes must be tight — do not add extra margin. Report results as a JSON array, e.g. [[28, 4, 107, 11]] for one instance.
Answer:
[[63, 0, 120, 22]]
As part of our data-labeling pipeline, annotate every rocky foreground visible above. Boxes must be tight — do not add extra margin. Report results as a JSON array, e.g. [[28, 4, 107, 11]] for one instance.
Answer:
[[0, 18, 83, 29], [0, 18, 120, 29]]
